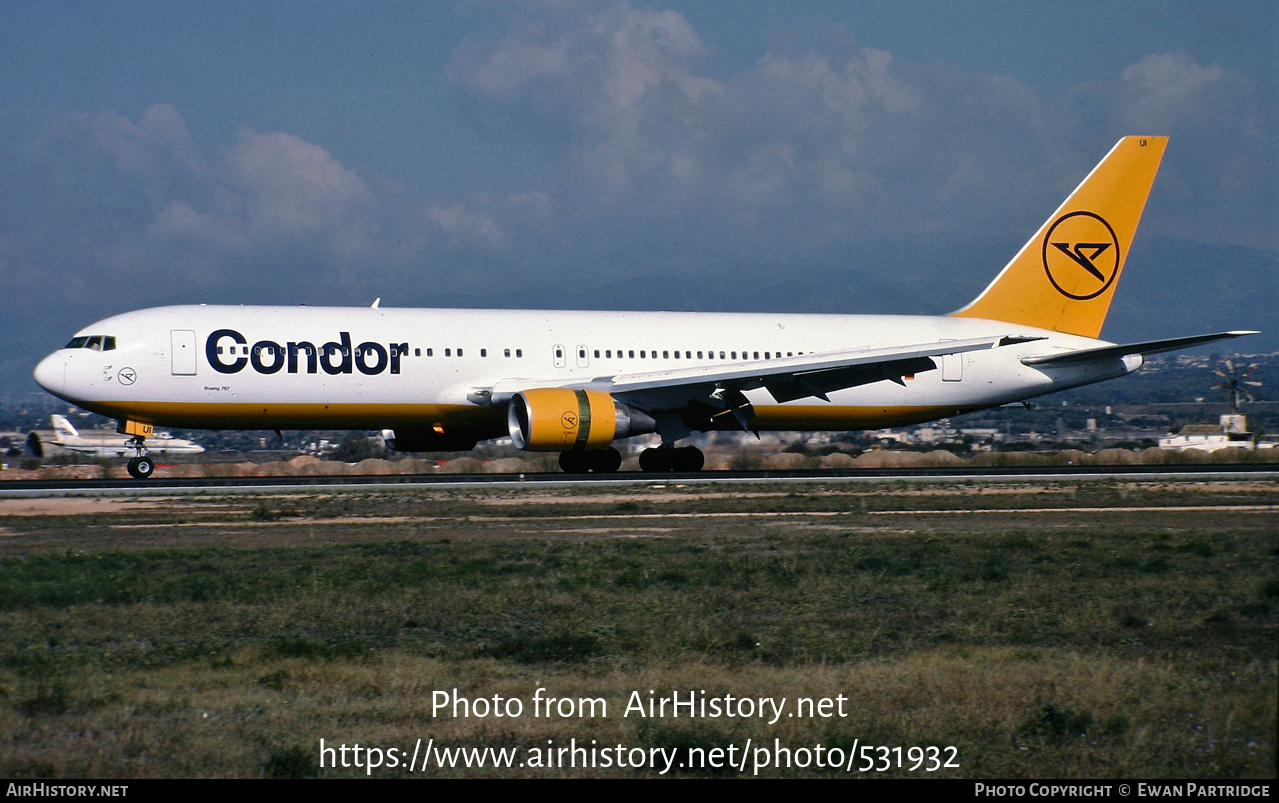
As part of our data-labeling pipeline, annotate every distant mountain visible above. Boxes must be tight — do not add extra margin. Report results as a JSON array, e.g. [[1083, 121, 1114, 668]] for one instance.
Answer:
[[541, 236, 1276, 352]]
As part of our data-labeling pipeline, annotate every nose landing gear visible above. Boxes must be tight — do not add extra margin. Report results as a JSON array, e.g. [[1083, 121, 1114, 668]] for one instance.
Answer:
[[126, 453, 155, 479], [118, 422, 156, 479]]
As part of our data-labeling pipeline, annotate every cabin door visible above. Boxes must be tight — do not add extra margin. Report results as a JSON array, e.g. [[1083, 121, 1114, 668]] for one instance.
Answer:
[[171, 330, 198, 375]]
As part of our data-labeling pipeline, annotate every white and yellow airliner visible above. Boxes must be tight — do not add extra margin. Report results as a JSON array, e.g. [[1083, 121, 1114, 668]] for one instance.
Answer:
[[33, 137, 1256, 477]]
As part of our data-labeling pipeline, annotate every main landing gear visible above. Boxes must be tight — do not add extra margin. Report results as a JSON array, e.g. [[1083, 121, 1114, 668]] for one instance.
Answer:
[[558, 447, 623, 473], [124, 435, 154, 479], [556, 444, 706, 473], [638, 445, 704, 473]]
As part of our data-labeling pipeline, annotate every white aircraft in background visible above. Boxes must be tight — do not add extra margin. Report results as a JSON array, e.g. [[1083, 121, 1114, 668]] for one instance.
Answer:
[[27, 414, 204, 459], [33, 137, 1256, 478]]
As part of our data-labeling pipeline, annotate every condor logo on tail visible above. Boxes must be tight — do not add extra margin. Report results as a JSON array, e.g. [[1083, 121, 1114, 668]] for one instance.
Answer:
[[951, 136, 1167, 338], [1042, 211, 1120, 300]]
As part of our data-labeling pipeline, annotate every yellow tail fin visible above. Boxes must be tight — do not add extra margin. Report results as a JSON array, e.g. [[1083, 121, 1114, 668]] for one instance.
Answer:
[[951, 136, 1167, 338]]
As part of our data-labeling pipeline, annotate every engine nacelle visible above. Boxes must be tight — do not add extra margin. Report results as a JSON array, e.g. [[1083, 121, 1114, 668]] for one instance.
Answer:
[[381, 428, 479, 452], [507, 389, 655, 451]]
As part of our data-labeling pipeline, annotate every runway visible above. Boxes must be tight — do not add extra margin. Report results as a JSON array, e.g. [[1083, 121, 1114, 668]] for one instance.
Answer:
[[3, 460, 1274, 779], [2, 462, 1275, 496]]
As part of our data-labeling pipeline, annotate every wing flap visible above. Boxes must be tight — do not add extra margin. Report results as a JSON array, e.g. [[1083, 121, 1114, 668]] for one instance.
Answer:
[[762, 355, 940, 403]]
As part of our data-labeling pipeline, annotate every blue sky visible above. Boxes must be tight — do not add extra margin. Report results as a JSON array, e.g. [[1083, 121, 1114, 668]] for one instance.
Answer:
[[1, 1, 1275, 390]]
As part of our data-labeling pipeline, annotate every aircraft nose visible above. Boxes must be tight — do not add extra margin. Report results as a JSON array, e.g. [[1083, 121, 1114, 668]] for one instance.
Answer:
[[33, 353, 65, 396]]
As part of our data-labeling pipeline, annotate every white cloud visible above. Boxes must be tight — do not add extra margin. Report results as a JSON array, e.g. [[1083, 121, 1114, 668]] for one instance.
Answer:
[[147, 201, 251, 252], [447, 4, 1078, 245], [223, 130, 375, 252], [427, 190, 554, 251], [427, 202, 505, 249], [1116, 53, 1227, 131], [452, 2, 720, 198], [90, 103, 205, 176], [3, 7, 1272, 334], [447, 5, 1273, 254]]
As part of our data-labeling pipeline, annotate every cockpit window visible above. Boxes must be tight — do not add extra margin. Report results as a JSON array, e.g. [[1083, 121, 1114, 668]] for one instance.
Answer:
[[64, 335, 117, 350]]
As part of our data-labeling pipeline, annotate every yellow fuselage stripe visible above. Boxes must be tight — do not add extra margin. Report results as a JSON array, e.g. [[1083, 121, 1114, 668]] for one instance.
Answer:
[[85, 399, 976, 434]]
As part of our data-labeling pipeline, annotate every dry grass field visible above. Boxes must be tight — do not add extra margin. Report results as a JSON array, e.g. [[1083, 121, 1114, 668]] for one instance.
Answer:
[[0, 478, 1275, 778]]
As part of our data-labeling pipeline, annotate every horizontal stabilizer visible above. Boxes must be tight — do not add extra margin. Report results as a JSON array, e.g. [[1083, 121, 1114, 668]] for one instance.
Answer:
[[1021, 331, 1259, 367]]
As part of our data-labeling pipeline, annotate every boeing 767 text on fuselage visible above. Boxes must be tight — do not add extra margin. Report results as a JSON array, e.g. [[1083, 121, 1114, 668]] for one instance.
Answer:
[[33, 137, 1257, 478]]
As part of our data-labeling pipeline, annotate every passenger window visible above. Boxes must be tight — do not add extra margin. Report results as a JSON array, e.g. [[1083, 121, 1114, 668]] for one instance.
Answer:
[[640, 350, 646, 358], [481, 349, 487, 357], [663, 350, 669, 359], [457, 348, 463, 357], [504, 349, 511, 358], [628, 350, 634, 358], [445, 348, 451, 357], [516, 349, 523, 358], [425, 348, 432, 357]]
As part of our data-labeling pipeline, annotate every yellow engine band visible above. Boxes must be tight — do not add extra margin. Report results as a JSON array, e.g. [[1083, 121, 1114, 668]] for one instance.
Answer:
[[508, 388, 619, 451]]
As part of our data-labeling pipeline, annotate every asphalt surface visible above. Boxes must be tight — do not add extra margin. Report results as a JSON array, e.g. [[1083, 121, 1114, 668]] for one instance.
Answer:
[[1, 463, 1275, 496]]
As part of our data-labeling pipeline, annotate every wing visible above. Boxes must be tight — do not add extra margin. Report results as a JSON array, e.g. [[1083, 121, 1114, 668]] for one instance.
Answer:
[[491, 334, 1038, 438], [603, 335, 1035, 405]]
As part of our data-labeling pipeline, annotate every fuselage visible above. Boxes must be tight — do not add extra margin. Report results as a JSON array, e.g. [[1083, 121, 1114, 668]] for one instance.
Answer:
[[33, 304, 1135, 439]]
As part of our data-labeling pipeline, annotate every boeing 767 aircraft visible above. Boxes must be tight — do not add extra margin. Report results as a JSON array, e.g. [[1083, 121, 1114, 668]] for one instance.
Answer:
[[33, 137, 1256, 478]]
